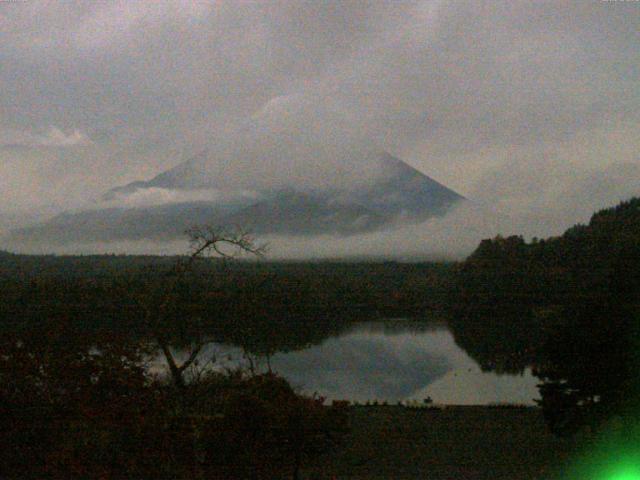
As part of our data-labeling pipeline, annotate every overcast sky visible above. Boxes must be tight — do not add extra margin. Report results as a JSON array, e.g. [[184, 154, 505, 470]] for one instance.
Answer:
[[1, 0, 639, 255]]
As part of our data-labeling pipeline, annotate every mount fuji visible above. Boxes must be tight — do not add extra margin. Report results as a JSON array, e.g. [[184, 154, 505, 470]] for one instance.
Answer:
[[7, 97, 465, 245], [8, 153, 463, 244]]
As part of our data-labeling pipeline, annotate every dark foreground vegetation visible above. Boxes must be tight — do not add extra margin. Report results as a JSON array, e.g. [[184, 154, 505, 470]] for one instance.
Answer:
[[303, 405, 573, 480], [1, 197, 640, 478], [0, 310, 349, 479]]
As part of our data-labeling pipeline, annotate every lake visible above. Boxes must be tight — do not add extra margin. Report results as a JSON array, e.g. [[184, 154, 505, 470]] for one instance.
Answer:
[[159, 319, 540, 405]]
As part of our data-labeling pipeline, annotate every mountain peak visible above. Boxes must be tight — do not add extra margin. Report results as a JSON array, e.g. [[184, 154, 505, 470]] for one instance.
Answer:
[[8, 99, 464, 246]]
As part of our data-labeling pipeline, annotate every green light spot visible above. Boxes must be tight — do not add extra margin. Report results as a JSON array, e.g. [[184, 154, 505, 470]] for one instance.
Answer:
[[606, 463, 640, 480]]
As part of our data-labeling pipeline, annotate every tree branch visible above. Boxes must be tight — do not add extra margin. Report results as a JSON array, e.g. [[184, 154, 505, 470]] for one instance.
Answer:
[[177, 343, 204, 374], [146, 225, 265, 389]]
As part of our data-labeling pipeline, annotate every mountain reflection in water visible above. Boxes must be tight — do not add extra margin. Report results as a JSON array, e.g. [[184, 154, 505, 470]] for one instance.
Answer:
[[161, 320, 540, 405]]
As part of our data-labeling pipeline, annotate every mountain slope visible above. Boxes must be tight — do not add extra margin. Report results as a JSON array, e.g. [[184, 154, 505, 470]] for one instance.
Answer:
[[7, 150, 464, 245], [6, 98, 465, 246], [221, 190, 388, 235]]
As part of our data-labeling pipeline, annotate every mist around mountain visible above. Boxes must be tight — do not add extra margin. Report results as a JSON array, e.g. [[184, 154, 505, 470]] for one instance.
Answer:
[[6, 101, 465, 250], [5, 153, 463, 248]]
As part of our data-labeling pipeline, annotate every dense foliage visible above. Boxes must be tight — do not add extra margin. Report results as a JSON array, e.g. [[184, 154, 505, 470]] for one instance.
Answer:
[[452, 198, 640, 435], [0, 317, 348, 479]]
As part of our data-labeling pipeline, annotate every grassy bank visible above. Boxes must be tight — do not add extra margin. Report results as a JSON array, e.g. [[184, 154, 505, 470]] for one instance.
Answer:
[[303, 405, 575, 480]]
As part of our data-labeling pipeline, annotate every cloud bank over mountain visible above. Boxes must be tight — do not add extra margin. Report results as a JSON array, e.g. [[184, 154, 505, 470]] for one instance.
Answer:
[[1, 1, 639, 257]]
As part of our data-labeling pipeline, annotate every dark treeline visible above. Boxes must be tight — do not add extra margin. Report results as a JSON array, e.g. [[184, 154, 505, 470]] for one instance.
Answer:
[[451, 197, 640, 435], [0, 256, 453, 352], [0, 254, 453, 312]]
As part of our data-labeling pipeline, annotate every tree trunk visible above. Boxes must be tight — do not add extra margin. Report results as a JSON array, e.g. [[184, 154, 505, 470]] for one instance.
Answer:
[[159, 339, 185, 389]]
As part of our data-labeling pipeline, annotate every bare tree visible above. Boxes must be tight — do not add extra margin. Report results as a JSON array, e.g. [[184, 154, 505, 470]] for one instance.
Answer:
[[140, 226, 266, 389]]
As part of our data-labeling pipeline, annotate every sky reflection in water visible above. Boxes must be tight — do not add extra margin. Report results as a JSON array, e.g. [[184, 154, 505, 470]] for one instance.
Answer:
[[168, 321, 540, 405]]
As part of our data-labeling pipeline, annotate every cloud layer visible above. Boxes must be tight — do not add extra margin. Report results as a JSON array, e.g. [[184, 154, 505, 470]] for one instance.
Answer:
[[0, 126, 89, 148], [1, 1, 639, 256]]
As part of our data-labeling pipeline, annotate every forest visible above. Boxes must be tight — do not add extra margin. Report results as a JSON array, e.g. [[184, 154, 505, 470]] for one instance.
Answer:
[[451, 198, 640, 436]]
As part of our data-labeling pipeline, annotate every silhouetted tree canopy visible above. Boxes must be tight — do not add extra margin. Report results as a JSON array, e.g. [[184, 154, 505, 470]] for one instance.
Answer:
[[452, 197, 640, 435]]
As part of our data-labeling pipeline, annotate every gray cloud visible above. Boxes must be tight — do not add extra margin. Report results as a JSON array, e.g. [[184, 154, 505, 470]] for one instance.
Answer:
[[1, 1, 639, 255], [0, 125, 89, 148]]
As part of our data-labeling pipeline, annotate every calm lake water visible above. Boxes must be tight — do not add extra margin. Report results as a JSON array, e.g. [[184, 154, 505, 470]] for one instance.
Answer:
[[161, 320, 540, 405]]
